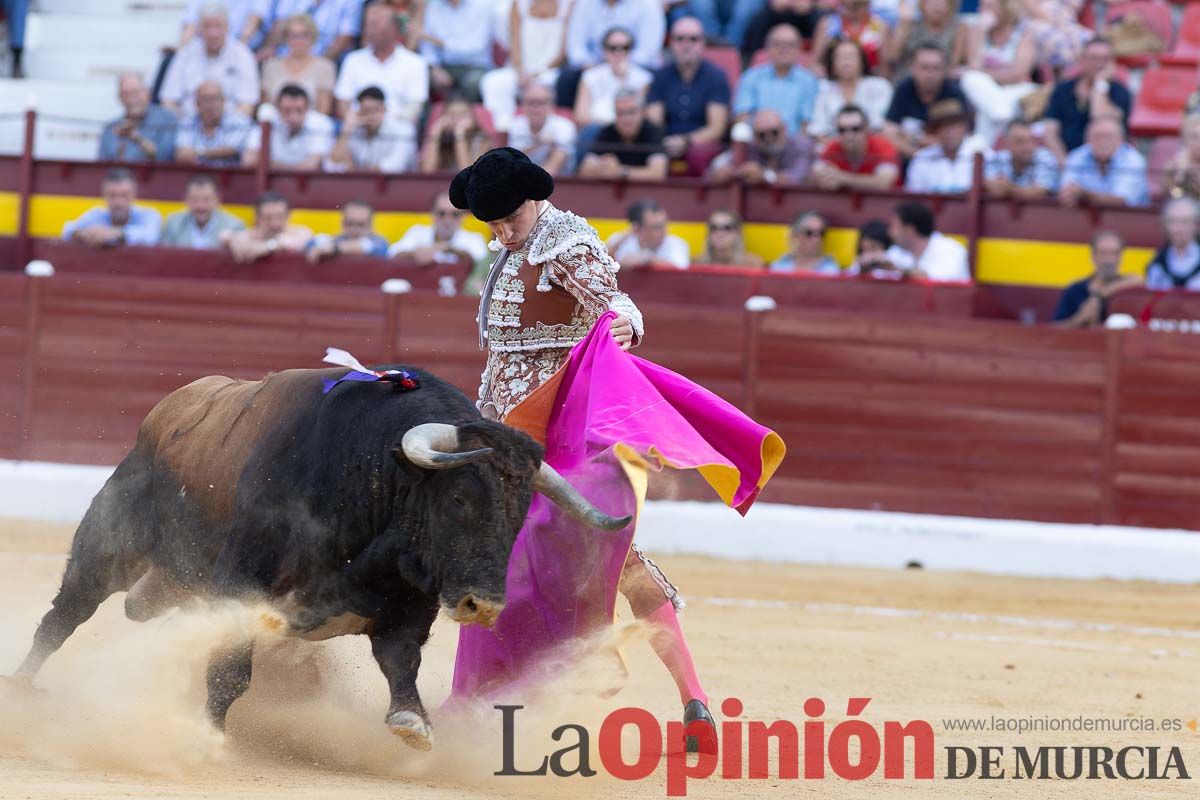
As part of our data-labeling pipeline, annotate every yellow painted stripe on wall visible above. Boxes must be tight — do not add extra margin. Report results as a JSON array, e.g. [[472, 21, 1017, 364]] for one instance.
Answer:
[[0, 191, 18, 236], [18, 192, 1159, 287]]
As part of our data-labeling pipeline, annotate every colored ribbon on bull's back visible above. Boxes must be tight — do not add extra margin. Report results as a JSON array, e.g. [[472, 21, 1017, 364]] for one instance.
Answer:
[[451, 312, 785, 699]]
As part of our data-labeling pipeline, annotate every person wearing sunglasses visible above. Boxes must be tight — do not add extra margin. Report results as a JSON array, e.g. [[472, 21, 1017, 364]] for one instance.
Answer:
[[709, 108, 815, 185], [556, 0, 665, 108], [811, 104, 901, 191], [574, 27, 653, 129], [388, 191, 489, 266], [807, 37, 893, 140], [645, 16, 731, 175], [732, 23, 819, 138], [698, 210, 764, 267], [770, 211, 841, 274]]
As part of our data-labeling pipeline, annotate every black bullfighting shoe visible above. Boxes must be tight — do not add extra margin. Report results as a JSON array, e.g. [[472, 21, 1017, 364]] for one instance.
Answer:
[[683, 699, 718, 754]]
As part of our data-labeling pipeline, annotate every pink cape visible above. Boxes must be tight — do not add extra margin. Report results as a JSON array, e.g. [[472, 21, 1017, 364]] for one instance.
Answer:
[[451, 312, 785, 699]]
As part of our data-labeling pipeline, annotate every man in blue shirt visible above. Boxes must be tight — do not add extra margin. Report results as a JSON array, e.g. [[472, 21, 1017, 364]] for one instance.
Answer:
[[307, 200, 390, 262], [1054, 230, 1142, 327], [733, 23, 818, 136], [1059, 115, 1148, 209], [1043, 38, 1131, 160], [62, 168, 161, 248], [646, 16, 731, 170], [983, 119, 1059, 199], [98, 73, 177, 163]]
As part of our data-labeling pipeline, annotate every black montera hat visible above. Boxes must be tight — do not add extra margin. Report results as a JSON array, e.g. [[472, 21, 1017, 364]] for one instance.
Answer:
[[449, 147, 554, 222]]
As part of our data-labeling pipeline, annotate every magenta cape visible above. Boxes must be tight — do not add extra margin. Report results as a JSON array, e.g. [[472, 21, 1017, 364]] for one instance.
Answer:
[[451, 312, 785, 699]]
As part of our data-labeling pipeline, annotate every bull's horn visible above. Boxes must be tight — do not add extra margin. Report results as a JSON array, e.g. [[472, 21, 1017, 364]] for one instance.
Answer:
[[534, 463, 633, 531], [401, 423, 494, 469]]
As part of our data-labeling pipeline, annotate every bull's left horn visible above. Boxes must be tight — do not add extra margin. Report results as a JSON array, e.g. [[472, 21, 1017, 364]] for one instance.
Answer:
[[534, 463, 633, 531], [400, 423, 494, 469]]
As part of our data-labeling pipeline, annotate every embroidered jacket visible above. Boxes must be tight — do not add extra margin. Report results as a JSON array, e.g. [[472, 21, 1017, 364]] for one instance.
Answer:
[[478, 202, 644, 419]]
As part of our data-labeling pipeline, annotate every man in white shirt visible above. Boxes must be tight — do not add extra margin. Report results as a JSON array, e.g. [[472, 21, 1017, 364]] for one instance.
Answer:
[[507, 84, 576, 177], [388, 192, 488, 264], [329, 86, 416, 173], [244, 84, 335, 170], [160, 4, 259, 117], [335, 2, 429, 146], [904, 99, 990, 195], [885, 201, 971, 282], [607, 198, 690, 269]]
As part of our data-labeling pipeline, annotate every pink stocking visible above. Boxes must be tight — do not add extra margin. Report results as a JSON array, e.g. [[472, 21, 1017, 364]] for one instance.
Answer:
[[644, 601, 708, 708]]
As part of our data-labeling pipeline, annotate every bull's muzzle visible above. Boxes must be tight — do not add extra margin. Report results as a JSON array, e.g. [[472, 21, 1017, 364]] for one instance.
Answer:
[[444, 592, 504, 627]]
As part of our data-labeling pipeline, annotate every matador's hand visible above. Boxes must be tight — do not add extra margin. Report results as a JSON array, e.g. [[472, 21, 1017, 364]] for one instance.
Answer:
[[611, 315, 634, 351]]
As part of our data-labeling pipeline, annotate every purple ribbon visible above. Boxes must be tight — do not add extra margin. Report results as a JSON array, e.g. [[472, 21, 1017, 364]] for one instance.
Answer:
[[322, 369, 420, 394]]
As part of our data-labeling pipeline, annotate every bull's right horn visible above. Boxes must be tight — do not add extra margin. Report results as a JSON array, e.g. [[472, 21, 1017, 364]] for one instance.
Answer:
[[534, 463, 633, 531], [400, 423, 494, 469]]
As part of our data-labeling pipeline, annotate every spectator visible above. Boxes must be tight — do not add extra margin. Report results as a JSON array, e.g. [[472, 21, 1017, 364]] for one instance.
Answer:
[[244, 85, 335, 170], [808, 37, 894, 139], [508, 83, 577, 176], [329, 86, 417, 172], [1145, 198, 1200, 291], [847, 219, 895, 275], [1022, 0, 1090, 73], [1163, 115, 1200, 201], [885, 0, 966, 82], [1058, 116, 1148, 209], [260, 14, 336, 116], [558, 0, 665, 107], [883, 42, 970, 160], [575, 27, 654, 129], [904, 98, 991, 194], [709, 108, 815, 185], [579, 89, 669, 180], [698, 210, 764, 267], [687, 0, 762, 48], [160, 4, 259, 117], [224, 191, 313, 263], [743, 0, 825, 64], [1055, 230, 1141, 327], [160, 174, 246, 249], [770, 211, 840, 274], [381, 0, 423, 51], [179, 0, 265, 49], [608, 199, 691, 268], [1043, 38, 1130, 161], [810, 104, 900, 191], [734, 24, 818, 136], [885, 201, 970, 281], [959, 0, 1038, 145], [479, 0, 571, 132], [5, 0, 26, 77], [419, 0, 497, 101], [175, 81, 255, 167], [811, 0, 889, 74], [62, 169, 161, 248], [336, 2, 430, 148], [983, 118, 1058, 199], [260, 0, 360, 62], [420, 97, 494, 173], [99, 73, 178, 163], [646, 17, 732, 174], [307, 200, 391, 262], [388, 192, 489, 264]]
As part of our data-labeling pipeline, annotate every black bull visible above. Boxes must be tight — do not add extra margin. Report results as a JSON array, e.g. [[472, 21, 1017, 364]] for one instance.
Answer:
[[8, 366, 630, 750]]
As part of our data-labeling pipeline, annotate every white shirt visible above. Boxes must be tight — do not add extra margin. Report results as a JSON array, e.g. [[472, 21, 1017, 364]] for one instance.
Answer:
[[335, 45, 430, 128], [807, 77, 894, 138], [580, 63, 652, 125], [346, 118, 416, 172], [160, 37, 260, 116], [508, 114, 577, 168], [886, 232, 970, 282], [250, 107, 335, 166], [388, 224, 488, 261], [905, 135, 991, 194], [609, 231, 690, 269]]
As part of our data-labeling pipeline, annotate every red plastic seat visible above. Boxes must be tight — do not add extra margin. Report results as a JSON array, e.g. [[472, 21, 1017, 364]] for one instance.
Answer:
[[1161, 4, 1200, 66], [1129, 67, 1199, 137], [707, 46, 742, 92], [1105, 1, 1174, 67]]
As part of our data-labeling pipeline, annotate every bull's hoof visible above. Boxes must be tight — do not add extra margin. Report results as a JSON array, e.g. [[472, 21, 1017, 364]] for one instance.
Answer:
[[387, 710, 433, 751]]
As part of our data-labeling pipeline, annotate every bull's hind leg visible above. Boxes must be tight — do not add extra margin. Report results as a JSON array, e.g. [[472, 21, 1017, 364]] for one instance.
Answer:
[[370, 601, 438, 751], [205, 640, 254, 730]]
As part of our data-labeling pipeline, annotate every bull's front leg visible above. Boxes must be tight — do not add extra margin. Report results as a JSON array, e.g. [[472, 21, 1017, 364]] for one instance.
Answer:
[[370, 599, 439, 751]]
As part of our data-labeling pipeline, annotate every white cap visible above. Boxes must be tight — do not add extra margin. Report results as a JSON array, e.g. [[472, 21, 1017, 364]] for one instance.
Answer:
[[1104, 313, 1136, 330], [380, 278, 413, 295], [24, 260, 54, 278]]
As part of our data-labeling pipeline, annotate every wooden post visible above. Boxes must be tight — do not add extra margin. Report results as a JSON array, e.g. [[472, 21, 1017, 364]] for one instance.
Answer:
[[1098, 328, 1122, 525], [966, 151, 984, 281], [19, 265, 51, 460], [255, 120, 272, 195], [741, 296, 775, 416], [381, 278, 412, 362], [16, 109, 36, 270]]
